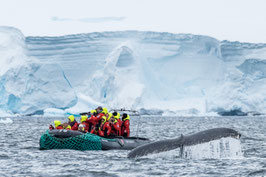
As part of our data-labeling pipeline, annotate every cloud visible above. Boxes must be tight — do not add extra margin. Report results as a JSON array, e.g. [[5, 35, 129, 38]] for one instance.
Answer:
[[51, 16, 126, 23]]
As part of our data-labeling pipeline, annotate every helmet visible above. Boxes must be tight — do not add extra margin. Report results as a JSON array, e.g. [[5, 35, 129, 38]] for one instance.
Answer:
[[102, 107, 108, 114], [54, 120, 61, 128], [80, 115, 87, 123], [68, 115, 75, 122]]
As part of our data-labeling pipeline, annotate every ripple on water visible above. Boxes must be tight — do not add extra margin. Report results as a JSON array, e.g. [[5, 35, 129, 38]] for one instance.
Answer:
[[0, 116, 265, 176]]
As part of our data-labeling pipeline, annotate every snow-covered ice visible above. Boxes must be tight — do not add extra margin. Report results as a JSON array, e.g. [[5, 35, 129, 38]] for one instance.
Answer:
[[1, 26, 266, 116]]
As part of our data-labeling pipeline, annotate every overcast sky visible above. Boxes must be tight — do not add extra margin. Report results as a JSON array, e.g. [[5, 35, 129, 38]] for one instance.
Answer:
[[1, 0, 266, 43]]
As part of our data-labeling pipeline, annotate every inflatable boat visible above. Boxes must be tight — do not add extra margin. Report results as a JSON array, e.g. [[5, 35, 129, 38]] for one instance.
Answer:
[[39, 129, 150, 151]]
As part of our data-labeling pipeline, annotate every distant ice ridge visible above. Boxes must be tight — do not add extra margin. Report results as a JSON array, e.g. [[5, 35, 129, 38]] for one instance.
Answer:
[[1, 26, 266, 116]]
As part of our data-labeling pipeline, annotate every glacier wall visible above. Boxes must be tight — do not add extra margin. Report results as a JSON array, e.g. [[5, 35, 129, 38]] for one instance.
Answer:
[[1, 26, 266, 116], [0, 27, 77, 116]]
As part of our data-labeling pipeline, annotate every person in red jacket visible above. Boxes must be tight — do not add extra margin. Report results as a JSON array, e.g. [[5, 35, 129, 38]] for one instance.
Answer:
[[68, 115, 79, 130], [121, 113, 130, 137], [78, 115, 90, 132], [89, 106, 105, 133], [49, 120, 64, 130], [98, 116, 111, 137], [109, 116, 121, 136], [112, 112, 122, 128]]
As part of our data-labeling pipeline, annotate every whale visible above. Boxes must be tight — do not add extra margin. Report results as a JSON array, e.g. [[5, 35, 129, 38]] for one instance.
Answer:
[[128, 128, 241, 158]]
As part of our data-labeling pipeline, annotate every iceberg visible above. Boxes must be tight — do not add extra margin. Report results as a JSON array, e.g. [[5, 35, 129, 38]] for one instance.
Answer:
[[0, 27, 77, 115], [1, 26, 266, 116]]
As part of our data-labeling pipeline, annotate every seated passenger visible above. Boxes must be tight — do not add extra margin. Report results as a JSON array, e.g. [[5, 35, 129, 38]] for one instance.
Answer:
[[121, 113, 130, 137], [98, 116, 111, 137], [86, 110, 97, 132], [113, 111, 122, 128], [109, 116, 121, 136], [49, 120, 64, 130], [88, 106, 105, 132], [68, 115, 79, 130], [78, 115, 89, 132]]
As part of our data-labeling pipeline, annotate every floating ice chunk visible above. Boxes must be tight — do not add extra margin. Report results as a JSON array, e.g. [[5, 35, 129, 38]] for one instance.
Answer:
[[0, 118, 13, 124]]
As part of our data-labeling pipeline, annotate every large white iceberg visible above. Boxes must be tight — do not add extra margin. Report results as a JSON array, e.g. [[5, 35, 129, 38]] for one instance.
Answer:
[[0, 27, 77, 115], [1, 26, 266, 116]]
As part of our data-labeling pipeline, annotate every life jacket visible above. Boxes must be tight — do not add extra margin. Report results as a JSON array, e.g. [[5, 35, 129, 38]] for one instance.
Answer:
[[121, 115, 130, 137], [80, 116, 90, 132], [106, 113, 113, 121], [98, 121, 111, 137], [113, 112, 122, 127], [56, 125, 64, 130], [110, 120, 121, 136], [69, 120, 79, 130], [102, 107, 108, 114], [122, 115, 130, 121], [114, 112, 120, 119], [65, 125, 71, 130]]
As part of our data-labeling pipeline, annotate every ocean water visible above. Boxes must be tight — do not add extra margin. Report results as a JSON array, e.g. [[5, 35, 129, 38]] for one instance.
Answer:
[[0, 116, 265, 177]]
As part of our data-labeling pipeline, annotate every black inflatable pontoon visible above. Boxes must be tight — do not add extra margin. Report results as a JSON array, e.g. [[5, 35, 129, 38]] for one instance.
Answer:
[[40, 129, 150, 151]]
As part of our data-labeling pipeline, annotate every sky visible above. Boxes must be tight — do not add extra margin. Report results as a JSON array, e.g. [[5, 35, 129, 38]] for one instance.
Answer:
[[0, 0, 266, 43]]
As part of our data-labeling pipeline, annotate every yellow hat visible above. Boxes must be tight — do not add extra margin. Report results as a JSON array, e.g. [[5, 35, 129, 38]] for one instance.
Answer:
[[68, 115, 75, 122], [102, 107, 108, 114], [80, 115, 87, 123], [54, 120, 61, 128]]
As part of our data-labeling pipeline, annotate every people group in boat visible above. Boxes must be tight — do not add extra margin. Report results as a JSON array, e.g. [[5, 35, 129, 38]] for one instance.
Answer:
[[49, 106, 130, 138]]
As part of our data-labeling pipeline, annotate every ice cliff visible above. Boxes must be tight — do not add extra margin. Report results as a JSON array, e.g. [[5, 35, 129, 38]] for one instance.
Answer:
[[1, 26, 266, 116]]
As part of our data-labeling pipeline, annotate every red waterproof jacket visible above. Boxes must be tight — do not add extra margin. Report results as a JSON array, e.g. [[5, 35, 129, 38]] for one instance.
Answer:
[[110, 122, 121, 136], [69, 120, 79, 130], [49, 125, 64, 130], [121, 120, 130, 137], [88, 113, 105, 126], [56, 125, 64, 130], [98, 122, 111, 137], [80, 121, 90, 132], [117, 119, 123, 127]]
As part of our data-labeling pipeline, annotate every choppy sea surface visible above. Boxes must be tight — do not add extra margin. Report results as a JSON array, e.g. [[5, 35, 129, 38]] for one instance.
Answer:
[[0, 116, 265, 177]]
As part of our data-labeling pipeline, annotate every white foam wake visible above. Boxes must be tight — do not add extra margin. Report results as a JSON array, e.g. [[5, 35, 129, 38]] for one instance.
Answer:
[[182, 137, 243, 159]]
